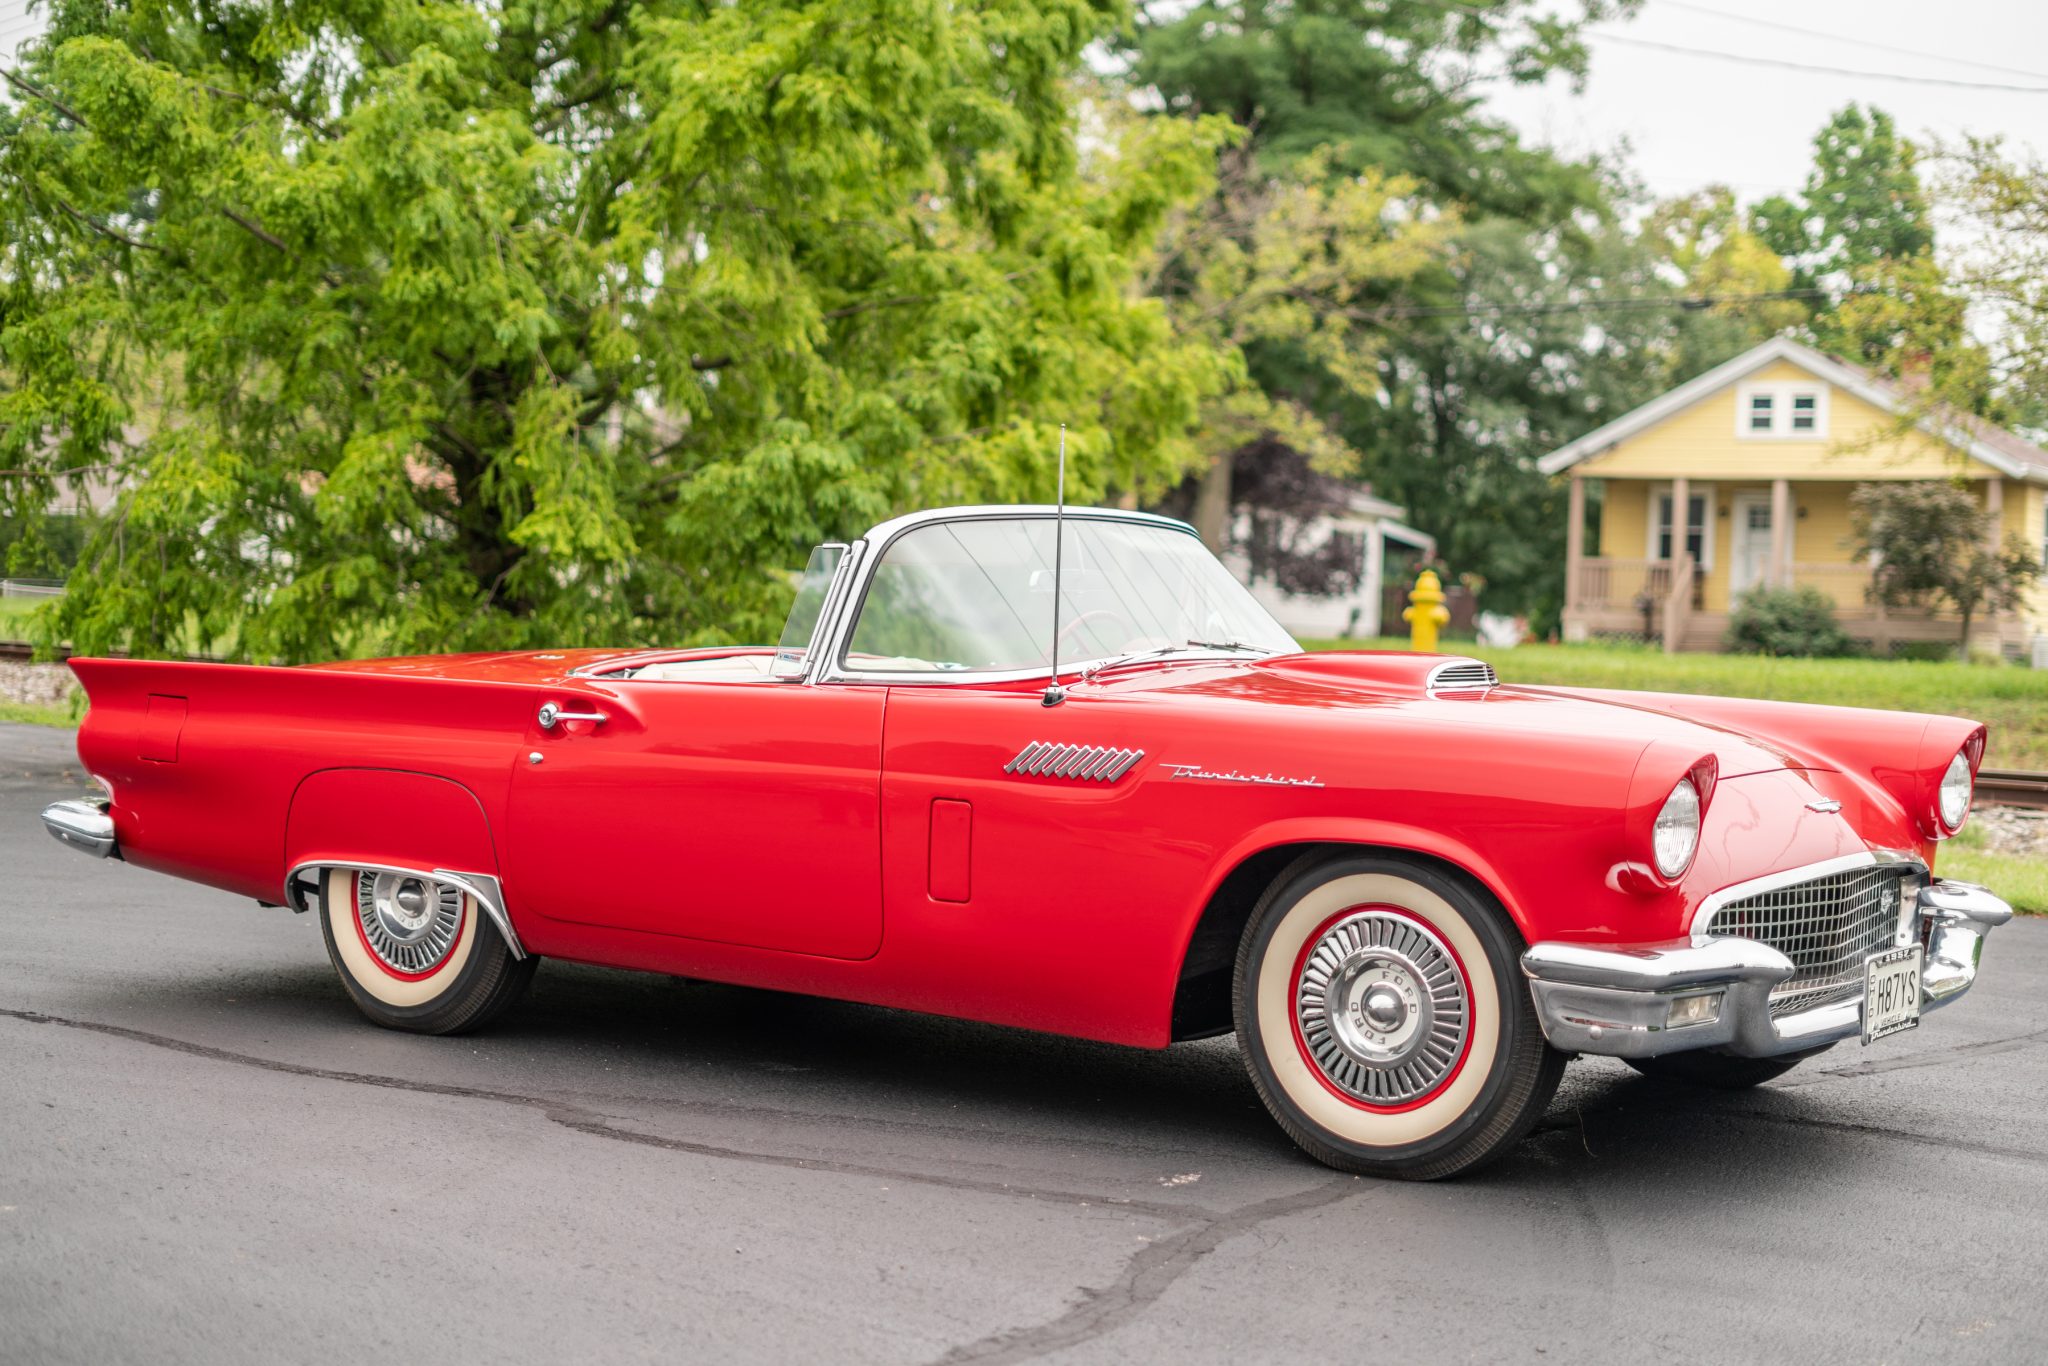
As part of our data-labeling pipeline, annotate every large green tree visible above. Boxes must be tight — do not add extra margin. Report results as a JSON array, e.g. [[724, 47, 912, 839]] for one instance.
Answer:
[[1125, 1, 1633, 218], [0, 0, 1230, 661], [1122, 0, 1646, 612]]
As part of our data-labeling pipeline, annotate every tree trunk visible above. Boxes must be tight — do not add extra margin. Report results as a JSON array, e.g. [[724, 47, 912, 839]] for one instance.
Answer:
[[1192, 446, 1235, 554], [1957, 605, 1974, 661]]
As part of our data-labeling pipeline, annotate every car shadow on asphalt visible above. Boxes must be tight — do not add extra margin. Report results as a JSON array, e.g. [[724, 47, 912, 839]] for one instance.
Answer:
[[35, 949, 1944, 1190]]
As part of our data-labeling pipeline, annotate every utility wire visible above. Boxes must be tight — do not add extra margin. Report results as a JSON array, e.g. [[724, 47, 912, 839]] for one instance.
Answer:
[[1657, 0, 2048, 84], [1591, 30, 2048, 93], [1376, 286, 1841, 321]]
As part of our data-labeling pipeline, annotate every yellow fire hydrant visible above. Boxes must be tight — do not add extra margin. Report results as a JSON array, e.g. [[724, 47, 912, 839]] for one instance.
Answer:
[[1403, 569, 1450, 652]]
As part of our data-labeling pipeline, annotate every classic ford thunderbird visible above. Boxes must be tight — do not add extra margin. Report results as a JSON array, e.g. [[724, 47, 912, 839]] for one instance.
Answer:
[[42, 505, 2011, 1178]]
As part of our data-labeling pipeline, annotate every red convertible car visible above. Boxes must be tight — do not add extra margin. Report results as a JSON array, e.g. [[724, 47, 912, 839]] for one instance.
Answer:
[[42, 505, 2011, 1179]]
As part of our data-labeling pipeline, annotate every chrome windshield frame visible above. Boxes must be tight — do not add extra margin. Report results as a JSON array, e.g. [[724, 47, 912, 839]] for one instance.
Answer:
[[796, 505, 1288, 688]]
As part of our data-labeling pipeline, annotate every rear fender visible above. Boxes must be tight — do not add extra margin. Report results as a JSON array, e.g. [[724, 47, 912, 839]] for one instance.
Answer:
[[283, 768, 524, 957]]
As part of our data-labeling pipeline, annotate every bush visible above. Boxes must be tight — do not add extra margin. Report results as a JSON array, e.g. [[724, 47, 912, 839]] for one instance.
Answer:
[[1725, 586, 1858, 658]]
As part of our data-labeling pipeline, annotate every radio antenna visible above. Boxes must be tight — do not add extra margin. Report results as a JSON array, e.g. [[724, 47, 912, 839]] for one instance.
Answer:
[[1042, 424, 1068, 707]]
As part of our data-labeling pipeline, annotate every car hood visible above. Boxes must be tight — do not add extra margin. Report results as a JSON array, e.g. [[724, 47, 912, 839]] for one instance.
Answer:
[[1117, 651, 1805, 779]]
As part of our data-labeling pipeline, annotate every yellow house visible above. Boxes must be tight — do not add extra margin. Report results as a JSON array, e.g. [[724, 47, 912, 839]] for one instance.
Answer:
[[1538, 337, 2048, 656]]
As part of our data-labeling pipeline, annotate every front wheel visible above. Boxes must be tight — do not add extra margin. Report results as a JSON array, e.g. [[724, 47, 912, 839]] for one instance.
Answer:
[[318, 868, 536, 1035], [1233, 854, 1564, 1181]]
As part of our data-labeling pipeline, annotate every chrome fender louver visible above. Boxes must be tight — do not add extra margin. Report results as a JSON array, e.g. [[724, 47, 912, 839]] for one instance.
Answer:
[[1004, 741, 1145, 783]]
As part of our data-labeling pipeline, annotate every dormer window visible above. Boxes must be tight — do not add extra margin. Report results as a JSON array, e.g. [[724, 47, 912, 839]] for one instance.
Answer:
[[1737, 382, 1827, 438]]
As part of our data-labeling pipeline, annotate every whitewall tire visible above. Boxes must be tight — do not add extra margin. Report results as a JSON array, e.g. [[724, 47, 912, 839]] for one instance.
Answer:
[[318, 868, 536, 1034], [1234, 854, 1563, 1180]]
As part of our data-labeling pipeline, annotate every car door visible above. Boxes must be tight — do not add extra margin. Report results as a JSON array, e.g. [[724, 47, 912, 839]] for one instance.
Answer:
[[875, 681, 1216, 1040], [504, 678, 886, 960]]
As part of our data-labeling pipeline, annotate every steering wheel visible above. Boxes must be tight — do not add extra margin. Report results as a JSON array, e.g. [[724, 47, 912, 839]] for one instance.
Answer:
[[1056, 609, 1132, 660]]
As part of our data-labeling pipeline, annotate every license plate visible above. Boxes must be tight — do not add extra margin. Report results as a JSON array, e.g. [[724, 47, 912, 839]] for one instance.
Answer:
[[1862, 945, 1923, 1044]]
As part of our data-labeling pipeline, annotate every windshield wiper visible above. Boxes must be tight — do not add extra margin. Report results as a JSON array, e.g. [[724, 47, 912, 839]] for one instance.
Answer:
[[1079, 639, 1274, 684]]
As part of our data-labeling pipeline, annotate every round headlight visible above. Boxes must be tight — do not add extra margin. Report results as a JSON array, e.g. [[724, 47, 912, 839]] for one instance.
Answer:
[[1939, 752, 1972, 832], [1653, 778, 1702, 878]]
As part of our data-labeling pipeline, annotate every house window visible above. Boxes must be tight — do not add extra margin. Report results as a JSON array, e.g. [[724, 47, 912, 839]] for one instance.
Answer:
[[1737, 383, 1828, 438], [1653, 491, 1709, 564]]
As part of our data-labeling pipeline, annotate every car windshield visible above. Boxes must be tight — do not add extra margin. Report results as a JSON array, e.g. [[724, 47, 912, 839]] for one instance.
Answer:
[[840, 516, 1299, 673]]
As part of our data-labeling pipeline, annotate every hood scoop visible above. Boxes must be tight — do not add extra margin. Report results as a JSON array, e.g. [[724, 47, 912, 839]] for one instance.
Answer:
[[1254, 651, 1501, 700], [1425, 658, 1499, 699]]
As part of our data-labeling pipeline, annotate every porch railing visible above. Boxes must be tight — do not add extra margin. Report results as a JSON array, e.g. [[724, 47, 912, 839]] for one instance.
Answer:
[[1571, 558, 1703, 613]]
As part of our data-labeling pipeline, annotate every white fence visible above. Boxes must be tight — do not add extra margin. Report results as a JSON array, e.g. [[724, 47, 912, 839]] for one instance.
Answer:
[[0, 579, 65, 599]]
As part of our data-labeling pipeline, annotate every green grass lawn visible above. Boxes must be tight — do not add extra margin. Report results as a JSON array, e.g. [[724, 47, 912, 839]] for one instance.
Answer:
[[0, 699, 78, 728], [1938, 820, 2048, 916], [1303, 637, 2048, 770]]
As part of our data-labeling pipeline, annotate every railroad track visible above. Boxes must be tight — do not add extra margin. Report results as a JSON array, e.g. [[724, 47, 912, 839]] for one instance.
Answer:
[[1978, 769, 2048, 811], [10, 636, 2048, 808]]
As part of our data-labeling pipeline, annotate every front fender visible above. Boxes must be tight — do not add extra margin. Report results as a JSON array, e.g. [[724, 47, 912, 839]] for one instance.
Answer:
[[1191, 815, 1533, 941]]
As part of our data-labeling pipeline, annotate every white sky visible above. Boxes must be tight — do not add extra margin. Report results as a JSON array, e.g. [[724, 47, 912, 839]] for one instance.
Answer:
[[1491, 0, 2048, 202], [6, 0, 2043, 209]]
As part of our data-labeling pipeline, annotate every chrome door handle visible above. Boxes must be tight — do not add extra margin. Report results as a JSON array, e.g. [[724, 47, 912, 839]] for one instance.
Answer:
[[537, 702, 607, 730]]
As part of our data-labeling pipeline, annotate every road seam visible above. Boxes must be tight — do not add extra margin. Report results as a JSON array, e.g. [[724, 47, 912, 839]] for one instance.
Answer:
[[0, 1006, 1218, 1221]]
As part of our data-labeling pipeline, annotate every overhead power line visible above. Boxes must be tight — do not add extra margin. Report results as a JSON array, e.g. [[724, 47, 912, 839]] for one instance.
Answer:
[[1377, 286, 1839, 322], [1591, 30, 2048, 93], [1658, 1, 2048, 84]]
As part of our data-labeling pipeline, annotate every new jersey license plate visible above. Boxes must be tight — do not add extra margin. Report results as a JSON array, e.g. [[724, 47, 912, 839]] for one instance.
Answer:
[[1862, 945, 1923, 1044]]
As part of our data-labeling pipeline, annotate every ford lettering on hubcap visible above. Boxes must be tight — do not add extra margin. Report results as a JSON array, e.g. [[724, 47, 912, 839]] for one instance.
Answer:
[[1294, 910, 1471, 1106], [356, 871, 463, 976]]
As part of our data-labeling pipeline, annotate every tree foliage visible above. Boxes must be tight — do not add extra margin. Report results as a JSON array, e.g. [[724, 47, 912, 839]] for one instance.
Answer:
[[1123, 0, 1659, 623], [1125, 1, 1634, 218], [1932, 136, 2048, 428], [0, 0, 1232, 660], [1849, 481, 2043, 656]]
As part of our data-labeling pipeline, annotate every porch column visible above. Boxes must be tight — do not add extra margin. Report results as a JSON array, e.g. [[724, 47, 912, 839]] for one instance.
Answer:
[[1363, 524, 1386, 638], [1664, 477, 1690, 654], [1770, 478, 1791, 588], [1983, 477, 2005, 642], [1565, 476, 1586, 612]]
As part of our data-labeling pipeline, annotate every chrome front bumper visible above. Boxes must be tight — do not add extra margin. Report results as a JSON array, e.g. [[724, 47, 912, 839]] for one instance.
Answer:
[[42, 798, 120, 860], [1522, 880, 2012, 1060]]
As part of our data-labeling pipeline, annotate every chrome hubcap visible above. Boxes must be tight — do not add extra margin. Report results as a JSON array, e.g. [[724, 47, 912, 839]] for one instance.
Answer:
[[356, 872, 463, 975], [1294, 911, 1470, 1105]]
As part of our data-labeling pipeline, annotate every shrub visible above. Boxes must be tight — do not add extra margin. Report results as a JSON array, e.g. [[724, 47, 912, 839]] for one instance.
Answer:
[[1725, 586, 1858, 658]]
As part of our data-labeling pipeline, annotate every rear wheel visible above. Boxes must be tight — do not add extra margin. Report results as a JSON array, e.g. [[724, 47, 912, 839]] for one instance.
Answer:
[[317, 868, 535, 1034], [1625, 1045, 1831, 1090], [1233, 853, 1564, 1181]]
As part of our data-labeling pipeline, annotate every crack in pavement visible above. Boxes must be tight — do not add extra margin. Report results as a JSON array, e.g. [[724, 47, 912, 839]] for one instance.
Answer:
[[1535, 1094, 2048, 1169], [1790, 1024, 2048, 1086], [928, 1179, 1362, 1365], [0, 1006, 1217, 1222], [1703, 1105, 2048, 1167]]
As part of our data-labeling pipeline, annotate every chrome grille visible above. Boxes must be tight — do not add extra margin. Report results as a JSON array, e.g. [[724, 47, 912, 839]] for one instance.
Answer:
[[1704, 866, 1910, 1016], [1425, 659, 1498, 698]]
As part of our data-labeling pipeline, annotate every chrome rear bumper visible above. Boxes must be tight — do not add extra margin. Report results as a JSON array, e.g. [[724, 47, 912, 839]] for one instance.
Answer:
[[1522, 880, 2011, 1060], [42, 797, 120, 860]]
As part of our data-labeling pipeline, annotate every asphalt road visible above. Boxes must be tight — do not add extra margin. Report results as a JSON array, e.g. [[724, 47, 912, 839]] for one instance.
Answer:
[[4, 721, 2046, 1366]]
